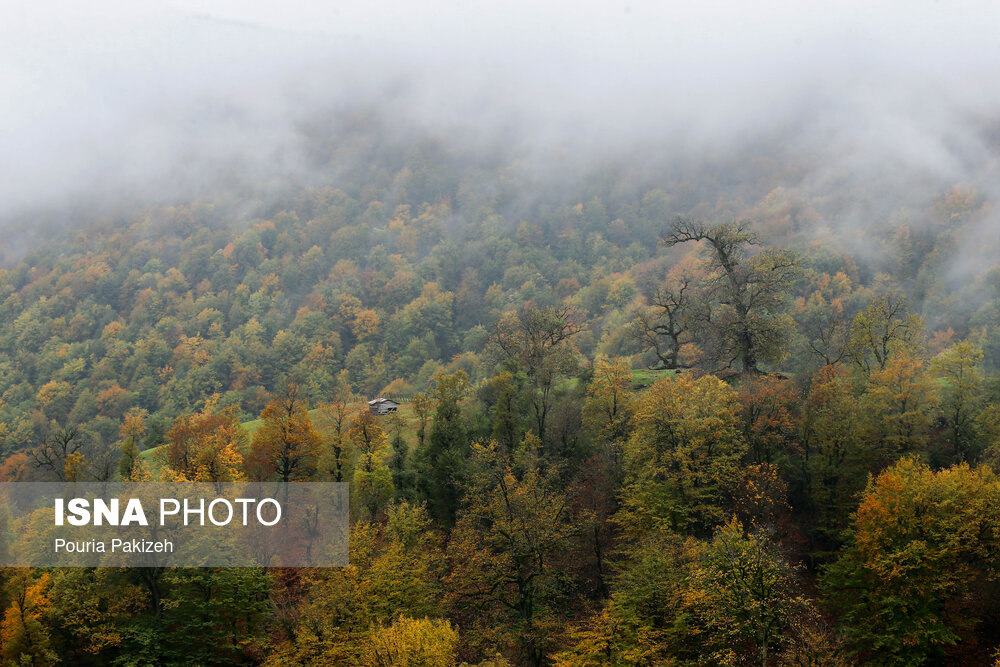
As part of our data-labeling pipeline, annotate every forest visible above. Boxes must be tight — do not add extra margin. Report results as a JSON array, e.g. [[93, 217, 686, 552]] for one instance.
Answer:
[[1, 106, 1000, 666]]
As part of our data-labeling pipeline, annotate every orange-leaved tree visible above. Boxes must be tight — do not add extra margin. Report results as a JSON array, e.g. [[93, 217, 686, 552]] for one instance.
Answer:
[[165, 399, 247, 482], [247, 384, 321, 482]]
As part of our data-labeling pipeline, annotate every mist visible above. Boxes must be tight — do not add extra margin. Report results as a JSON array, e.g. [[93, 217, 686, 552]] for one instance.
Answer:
[[4, 0, 1000, 260]]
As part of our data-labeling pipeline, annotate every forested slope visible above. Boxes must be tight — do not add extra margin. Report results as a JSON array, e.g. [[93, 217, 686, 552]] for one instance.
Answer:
[[2, 116, 1000, 664]]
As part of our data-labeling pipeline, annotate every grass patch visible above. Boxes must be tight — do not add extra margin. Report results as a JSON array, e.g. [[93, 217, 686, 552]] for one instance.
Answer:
[[631, 368, 676, 389], [138, 444, 166, 479]]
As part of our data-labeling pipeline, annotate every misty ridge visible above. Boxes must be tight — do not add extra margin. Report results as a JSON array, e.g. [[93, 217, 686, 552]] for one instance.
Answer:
[[3, 2, 1000, 331], [3, 5, 1000, 218]]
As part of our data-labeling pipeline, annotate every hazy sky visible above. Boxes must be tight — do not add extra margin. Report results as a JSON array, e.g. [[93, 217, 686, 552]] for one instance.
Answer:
[[2, 1, 1000, 216]]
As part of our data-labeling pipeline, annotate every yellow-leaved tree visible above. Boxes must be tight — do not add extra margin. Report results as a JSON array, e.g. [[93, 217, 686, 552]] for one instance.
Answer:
[[361, 616, 459, 667], [1, 569, 58, 667], [618, 373, 747, 538]]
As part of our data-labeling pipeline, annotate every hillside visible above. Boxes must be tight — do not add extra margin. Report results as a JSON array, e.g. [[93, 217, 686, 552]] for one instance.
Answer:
[[3, 108, 1000, 667]]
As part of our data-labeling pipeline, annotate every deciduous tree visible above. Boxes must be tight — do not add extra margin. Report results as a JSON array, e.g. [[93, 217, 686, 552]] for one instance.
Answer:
[[349, 410, 394, 521], [662, 218, 799, 374], [847, 294, 922, 375], [618, 374, 746, 538], [488, 304, 582, 443], [447, 439, 579, 665], [823, 458, 1000, 665], [931, 341, 985, 461], [247, 384, 321, 482]]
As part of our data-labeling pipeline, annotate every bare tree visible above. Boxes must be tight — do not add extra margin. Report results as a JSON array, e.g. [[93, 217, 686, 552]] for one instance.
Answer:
[[635, 275, 695, 369], [662, 218, 798, 374], [31, 426, 83, 481]]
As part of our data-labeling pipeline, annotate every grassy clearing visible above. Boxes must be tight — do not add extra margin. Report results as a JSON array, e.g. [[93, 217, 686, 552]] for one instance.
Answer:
[[138, 444, 166, 478], [631, 368, 676, 389]]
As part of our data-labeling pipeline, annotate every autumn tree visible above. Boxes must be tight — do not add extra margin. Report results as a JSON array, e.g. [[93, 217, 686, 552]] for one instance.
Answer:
[[618, 374, 747, 538], [581, 356, 635, 462], [661, 218, 799, 374], [248, 384, 321, 482], [792, 269, 857, 367], [847, 294, 923, 375], [361, 616, 459, 667], [1, 570, 58, 667], [0, 452, 32, 482], [165, 401, 247, 482], [823, 458, 1000, 664], [265, 503, 445, 665], [44, 567, 145, 661], [117, 408, 147, 480], [861, 350, 937, 458], [736, 374, 799, 465], [446, 439, 579, 665], [488, 303, 582, 443]]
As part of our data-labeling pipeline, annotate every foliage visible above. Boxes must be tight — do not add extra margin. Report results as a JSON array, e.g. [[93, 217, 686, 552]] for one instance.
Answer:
[[246, 384, 321, 482], [823, 458, 1000, 665], [618, 373, 746, 538], [2, 118, 1000, 664], [361, 616, 460, 667], [350, 409, 395, 521], [662, 219, 799, 373], [446, 439, 579, 665]]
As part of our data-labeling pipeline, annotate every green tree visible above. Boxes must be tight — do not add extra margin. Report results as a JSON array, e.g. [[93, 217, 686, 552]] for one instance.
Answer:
[[847, 294, 923, 375], [798, 365, 874, 555], [485, 371, 526, 451], [416, 371, 470, 525], [685, 519, 806, 667], [555, 521, 812, 667], [930, 341, 985, 461], [350, 410, 394, 521]]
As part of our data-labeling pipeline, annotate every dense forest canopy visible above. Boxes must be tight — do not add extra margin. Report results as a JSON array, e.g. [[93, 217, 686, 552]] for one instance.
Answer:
[[1, 107, 997, 444]]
